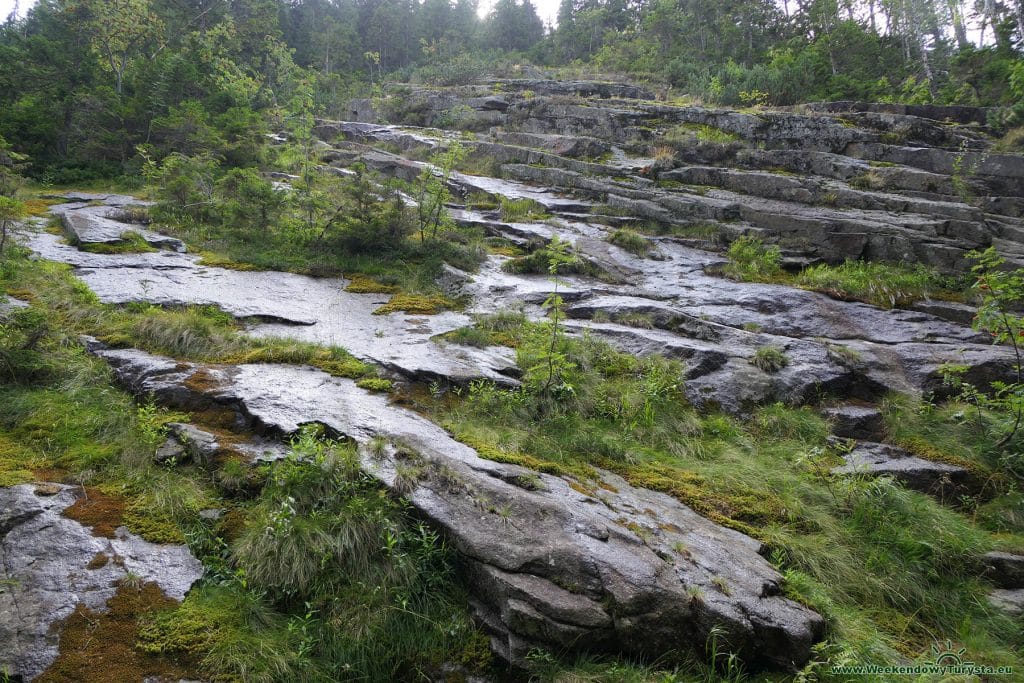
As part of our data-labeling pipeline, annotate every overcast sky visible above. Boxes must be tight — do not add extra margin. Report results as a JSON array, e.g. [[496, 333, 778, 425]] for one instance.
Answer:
[[1, 0, 563, 27]]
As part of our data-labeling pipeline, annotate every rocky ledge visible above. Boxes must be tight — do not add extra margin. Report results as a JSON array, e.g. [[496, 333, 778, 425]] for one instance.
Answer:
[[87, 341, 825, 670], [341, 80, 1024, 272]]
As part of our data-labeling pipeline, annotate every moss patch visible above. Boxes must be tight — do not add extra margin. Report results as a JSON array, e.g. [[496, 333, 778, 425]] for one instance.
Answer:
[[78, 232, 157, 255], [37, 582, 198, 683], [63, 488, 127, 538], [124, 497, 187, 544], [344, 273, 400, 294], [373, 293, 452, 315], [356, 377, 394, 392]]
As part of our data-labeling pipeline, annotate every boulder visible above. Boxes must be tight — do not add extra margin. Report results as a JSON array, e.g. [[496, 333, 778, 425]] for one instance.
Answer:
[[58, 205, 185, 253], [981, 551, 1024, 589]]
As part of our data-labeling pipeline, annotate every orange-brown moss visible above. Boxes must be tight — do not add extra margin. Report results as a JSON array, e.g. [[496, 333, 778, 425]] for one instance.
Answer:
[[36, 582, 199, 683], [188, 406, 243, 431], [63, 488, 127, 538], [183, 367, 224, 394], [86, 552, 110, 570]]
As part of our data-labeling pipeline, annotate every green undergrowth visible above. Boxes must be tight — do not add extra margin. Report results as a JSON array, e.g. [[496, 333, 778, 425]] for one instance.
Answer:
[[721, 236, 966, 308], [156, 210, 486, 299], [415, 313, 1024, 679], [0, 251, 490, 680]]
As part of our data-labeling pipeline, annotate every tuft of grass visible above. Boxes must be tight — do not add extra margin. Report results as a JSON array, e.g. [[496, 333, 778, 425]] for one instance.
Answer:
[[849, 170, 887, 191], [750, 345, 788, 373], [499, 197, 549, 222], [721, 235, 782, 281], [607, 228, 653, 257]]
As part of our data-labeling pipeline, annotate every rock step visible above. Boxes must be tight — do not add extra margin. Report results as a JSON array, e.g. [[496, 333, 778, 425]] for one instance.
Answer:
[[830, 441, 977, 498], [498, 162, 1012, 272], [88, 341, 825, 670]]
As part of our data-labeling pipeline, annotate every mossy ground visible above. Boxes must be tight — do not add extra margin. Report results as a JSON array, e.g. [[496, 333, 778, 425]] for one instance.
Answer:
[[36, 582, 199, 683]]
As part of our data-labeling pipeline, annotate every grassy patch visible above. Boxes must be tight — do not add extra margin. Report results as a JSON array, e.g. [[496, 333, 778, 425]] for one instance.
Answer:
[[718, 238, 965, 308], [499, 196, 549, 222], [607, 228, 653, 257], [795, 260, 963, 308], [665, 123, 741, 144], [78, 231, 157, 254]]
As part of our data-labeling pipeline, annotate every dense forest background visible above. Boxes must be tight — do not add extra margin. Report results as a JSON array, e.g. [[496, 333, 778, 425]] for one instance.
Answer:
[[1, 0, 1022, 182]]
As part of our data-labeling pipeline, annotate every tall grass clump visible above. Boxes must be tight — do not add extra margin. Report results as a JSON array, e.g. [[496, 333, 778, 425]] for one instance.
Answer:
[[796, 260, 959, 309], [722, 236, 782, 281], [607, 228, 653, 257]]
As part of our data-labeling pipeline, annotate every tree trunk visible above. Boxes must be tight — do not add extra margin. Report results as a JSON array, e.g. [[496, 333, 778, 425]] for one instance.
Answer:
[[946, 0, 968, 48]]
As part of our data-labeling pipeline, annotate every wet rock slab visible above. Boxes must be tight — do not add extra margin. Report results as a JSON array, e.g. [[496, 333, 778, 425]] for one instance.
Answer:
[[24, 229, 518, 386], [0, 483, 203, 681], [91, 344, 825, 670]]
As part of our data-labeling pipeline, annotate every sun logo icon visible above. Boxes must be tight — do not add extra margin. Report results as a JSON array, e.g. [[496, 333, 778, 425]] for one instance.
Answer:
[[931, 640, 973, 667]]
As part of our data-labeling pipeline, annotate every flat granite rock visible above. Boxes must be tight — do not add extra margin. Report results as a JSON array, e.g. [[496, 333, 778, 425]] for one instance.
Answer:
[[0, 483, 203, 681], [90, 343, 825, 670]]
